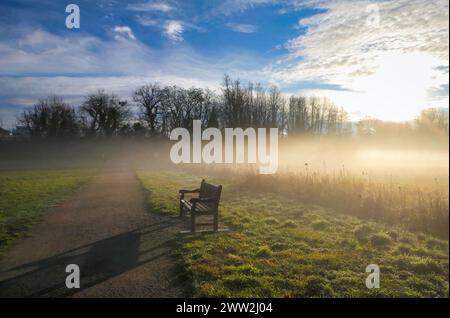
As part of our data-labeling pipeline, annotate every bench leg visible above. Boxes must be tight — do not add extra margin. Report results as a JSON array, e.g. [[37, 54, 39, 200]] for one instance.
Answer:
[[213, 212, 218, 232], [179, 201, 183, 217], [190, 212, 196, 233]]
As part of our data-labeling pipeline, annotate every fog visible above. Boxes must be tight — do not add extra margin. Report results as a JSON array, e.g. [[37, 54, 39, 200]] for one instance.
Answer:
[[1, 135, 448, 187], [278, 137, 449, 184]]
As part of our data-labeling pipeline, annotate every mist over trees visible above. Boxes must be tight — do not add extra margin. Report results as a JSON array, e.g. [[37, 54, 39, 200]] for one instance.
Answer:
[[10, 75, 449, 140], [356, 108, 449, 140], [416, 107, 449, 135]]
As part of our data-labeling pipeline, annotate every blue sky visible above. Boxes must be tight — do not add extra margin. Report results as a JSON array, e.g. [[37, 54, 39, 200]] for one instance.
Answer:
[[0, 0, 448, 127]]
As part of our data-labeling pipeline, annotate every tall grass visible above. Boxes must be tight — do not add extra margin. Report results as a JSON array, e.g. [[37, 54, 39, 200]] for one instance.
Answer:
[[188, 164, 449, 239], [137, 170, 449, 297]]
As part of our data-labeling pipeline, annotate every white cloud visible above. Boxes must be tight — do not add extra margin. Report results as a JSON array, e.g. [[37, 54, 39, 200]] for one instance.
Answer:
[[0, 28, 251, 79], [135, 16, 203, 41], [270, 0, 448, 83], [215, 0, 275, 15], [127, 1, 174, 12], [226, 23, 258, 33], [164, 20, 184, 41], [135, 15, 159, 26], [0, 75, 219, 106], [113, 26, 136, 40], [0, 28, 265, 126], [267, 0, 449, 120], [0, 30, 102, 75]]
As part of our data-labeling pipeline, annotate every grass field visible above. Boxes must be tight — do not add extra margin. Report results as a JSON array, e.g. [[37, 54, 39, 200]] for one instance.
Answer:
[[137, 170, 449, 297], [0, 169, 96, 250]]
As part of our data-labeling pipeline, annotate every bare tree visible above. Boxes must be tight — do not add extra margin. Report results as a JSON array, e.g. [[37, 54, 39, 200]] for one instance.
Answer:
[[18, 96, 79, 138], [287, 95, 348, 135], [267, 86, 283, 128], [133, 84, 164, 135], [416, 108, 449, 135], [222, 75, 246, 127], [80, 90, 130, 137], [16, 76, 355, 139]]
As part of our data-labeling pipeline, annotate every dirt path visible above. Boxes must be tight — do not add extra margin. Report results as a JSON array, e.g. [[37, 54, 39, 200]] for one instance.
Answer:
[[0, 168, 190, 297]]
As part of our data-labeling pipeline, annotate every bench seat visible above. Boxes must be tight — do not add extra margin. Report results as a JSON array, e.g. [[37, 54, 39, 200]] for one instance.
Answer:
[[181, 200, 213, 213]]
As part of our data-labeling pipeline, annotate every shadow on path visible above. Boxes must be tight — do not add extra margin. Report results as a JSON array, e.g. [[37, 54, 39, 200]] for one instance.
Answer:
[[0, 169, 191, 298], [0, 219, 189, 297]]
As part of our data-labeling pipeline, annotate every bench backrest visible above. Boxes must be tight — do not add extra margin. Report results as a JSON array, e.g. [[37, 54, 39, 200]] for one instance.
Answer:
[[199, 179, 222, 210]]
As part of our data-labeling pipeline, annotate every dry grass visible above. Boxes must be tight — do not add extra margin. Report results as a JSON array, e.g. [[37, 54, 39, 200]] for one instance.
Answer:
[[136, 170, 449, 298], [190, 164, 449, 239]]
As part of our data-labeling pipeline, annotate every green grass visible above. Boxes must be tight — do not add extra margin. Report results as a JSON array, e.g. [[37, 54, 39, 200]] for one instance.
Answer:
[[136, 170, 449, 298], [0, 169, 96, 250], [138, 170, 200, 215]]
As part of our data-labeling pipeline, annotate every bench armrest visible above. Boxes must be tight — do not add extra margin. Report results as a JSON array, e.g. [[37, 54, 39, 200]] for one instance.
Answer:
[[179, 188, 200, 200], [179, 188, 200, 194]]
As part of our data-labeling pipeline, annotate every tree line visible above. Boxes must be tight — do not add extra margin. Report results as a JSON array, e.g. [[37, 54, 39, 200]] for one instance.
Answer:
[[13, 75, 449, 139], [16, 75, 350, 138]]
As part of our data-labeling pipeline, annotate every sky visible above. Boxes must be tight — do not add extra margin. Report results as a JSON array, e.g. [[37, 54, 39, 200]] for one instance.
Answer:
[[0, 0, 448, 128]]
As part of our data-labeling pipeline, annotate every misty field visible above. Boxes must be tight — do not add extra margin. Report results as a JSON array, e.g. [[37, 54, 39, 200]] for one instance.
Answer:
[[137, 170, 449, 297], [0, 169, 95, 250], [0, 137, 448, 297]]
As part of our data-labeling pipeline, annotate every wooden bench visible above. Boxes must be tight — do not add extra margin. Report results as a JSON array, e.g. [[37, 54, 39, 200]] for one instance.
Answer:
[[179, 179, 222, 233]]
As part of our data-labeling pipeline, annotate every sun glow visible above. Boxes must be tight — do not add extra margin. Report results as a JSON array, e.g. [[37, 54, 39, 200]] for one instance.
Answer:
[[352, 53, 444, 121], [307, 53, 447, 122]]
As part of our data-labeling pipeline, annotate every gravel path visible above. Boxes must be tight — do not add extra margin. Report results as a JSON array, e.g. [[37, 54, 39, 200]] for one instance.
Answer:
[[0, 168, 189, 297]]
